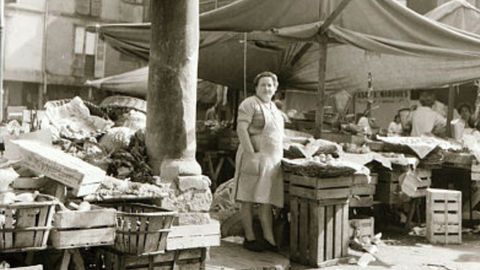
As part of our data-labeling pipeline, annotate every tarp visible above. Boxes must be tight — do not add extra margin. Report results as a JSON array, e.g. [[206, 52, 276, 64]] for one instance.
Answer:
[[85, 67, 218, 104], [87, 0, 480, 94]]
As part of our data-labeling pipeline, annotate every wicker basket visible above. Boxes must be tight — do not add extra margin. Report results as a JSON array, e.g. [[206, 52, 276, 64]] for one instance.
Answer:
[[101, 203, 177, 256], [0, 194, 57, 252]]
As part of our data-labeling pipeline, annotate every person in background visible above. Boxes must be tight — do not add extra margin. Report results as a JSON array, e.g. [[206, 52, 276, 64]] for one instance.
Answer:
[[409, 91, 446, 136], [458, 103, 474, 128], [387, 114, 403, 136], [413, 90, 460, 119], [357, 110, 374, 136], [235, 71, 284, 252]]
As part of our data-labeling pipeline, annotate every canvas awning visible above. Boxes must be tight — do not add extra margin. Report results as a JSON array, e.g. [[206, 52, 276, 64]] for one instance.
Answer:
[[87, 0, 480, 94]]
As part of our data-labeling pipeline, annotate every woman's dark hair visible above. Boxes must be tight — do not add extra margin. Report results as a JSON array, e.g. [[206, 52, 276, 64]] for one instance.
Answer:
[[458, 103, 472, 113], [253, 71, 279, 88], [394, 114, 400, 121]]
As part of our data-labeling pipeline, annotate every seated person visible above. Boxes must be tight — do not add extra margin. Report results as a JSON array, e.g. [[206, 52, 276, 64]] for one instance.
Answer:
[[409, 91, 446, 137]]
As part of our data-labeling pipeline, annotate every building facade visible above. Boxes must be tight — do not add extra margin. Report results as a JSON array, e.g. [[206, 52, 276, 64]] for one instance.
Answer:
[[4, 0, 147, 110]]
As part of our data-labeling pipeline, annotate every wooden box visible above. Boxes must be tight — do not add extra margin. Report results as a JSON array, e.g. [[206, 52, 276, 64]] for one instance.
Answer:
[[50, 207, 116, 249], [426, 189, 462, 244], [0, 195, 57, 252], [350, 173, 377, 208], [349, 217, 374, 240], [375, 170, 403, 204], [286, 173, 352, 201], [10, 140, 105, 197], [290, 196, 349, 267], [471, 160, 480, 181], [101, 203, 177, 255], [402, 168, 432, 198], [166, 221, 221, 251], [97, 247, 207, 270]]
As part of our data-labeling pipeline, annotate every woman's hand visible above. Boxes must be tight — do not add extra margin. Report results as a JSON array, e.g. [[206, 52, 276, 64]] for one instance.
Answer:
[[237, 122, 256, 153]]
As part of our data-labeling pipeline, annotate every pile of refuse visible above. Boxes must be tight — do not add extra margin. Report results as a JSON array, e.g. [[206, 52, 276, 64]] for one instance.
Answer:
[[26, 96, 154, 184]]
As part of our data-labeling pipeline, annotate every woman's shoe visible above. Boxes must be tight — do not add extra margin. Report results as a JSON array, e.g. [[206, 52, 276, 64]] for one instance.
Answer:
[[260, 238, 279, 252], [243, 239, 264, 252]]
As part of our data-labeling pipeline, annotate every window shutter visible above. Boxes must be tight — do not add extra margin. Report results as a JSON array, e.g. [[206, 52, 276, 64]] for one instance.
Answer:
[[72, 54, 85, 77], [75, 0, 91, 15], [91, 0, 102, 17]]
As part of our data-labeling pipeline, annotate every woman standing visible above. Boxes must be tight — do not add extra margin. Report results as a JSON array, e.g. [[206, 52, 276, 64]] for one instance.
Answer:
[[235, 71, 284, 252]]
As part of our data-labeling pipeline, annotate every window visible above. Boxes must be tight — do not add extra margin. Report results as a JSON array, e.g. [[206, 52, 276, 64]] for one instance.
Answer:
[[73, 26, 98, 78], [75, 0, 102, 17]]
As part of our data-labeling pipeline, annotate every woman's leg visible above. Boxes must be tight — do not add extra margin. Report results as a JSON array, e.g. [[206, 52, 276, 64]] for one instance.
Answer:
[[240, 202, 255, 241], [259, 203, 276, 245]]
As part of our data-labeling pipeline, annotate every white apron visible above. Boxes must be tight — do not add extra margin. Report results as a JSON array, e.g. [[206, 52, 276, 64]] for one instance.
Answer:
[[234, 97, 284, 208]]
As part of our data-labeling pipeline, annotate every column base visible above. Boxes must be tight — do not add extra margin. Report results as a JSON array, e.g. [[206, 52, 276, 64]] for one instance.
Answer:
[[160, 158, 202, 181]]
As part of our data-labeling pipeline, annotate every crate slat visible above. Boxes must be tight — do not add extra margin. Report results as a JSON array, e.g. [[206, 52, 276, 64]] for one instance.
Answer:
[[325, 206, 334, 260], [290, 197, 299, 261], [334, 204, 342, 258], [51, 227, 115, 249], [289, 186, 351, 200], [426, 188, 462, 244], [299, 198, 309, 265]]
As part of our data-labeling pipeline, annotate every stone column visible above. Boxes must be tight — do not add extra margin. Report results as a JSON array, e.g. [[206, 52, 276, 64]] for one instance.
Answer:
[[147, 0, 201, 179]]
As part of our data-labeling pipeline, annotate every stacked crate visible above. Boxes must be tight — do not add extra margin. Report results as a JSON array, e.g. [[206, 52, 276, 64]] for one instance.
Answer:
[[350, 173, 377, 208], [375, 168, 407, 204], [349, 217, 374, 241], [426, 189, 462, 244], [286, 173, 352, 268], [401, 168, 431, 198]]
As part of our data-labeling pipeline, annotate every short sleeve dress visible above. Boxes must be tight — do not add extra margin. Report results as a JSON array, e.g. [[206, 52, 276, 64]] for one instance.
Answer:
[[234, 95, 285, 208]]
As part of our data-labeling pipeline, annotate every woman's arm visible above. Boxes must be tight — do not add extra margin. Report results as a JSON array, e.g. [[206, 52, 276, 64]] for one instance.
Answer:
[[237, 122, 255, 154]]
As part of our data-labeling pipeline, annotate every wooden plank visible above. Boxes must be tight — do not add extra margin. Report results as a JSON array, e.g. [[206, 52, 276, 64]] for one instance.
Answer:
[[353, 174, 378, 185], [309, 200, 319, 266], [325, 205, 334, 260], [431, 224, 461, 233], [59, 250, 72, 270], [289, 186, 351, 200], [4, 266, 43, 270], [432, 213, 461, 224], [349, 195, 373, 208], [289, 174, 352, 189], [50, 227, 115, 249], [430, 202, 461, 211], [167, 221, 220, 237], [33, 205, 48, 248], [299, 198, 309, 265], [429, 234, 461, 244], [54, 208, 116, 229], [334, 204, 342, 258], [341, 203, 349, 257], [11, 139, 106, 196], [317, 202, 325, 264], [351, 184, 376, 195], [3, 212, 13, 249], [290, 196, 299, 261], [15, 208, 37, 249], [167, 234, 220, 251]]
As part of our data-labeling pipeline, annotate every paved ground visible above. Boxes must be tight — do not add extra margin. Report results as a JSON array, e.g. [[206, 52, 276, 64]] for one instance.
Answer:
[[209, 233, 480, 270]]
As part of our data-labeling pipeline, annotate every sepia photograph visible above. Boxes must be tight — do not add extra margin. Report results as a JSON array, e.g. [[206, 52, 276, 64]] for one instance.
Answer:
[[0, 0, 480, 269]]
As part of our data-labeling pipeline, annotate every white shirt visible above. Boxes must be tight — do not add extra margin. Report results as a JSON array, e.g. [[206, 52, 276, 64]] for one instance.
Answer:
[[410, 106, 446, 136], [387, 122, 403, 136], [357, 116, 372, 135]]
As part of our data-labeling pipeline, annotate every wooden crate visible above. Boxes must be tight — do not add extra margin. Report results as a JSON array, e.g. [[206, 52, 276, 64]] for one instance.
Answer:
[[50, 207, 116, 249], [426, 189, 462, 244], [10, 140, 105, 197], [349, 217, 374, 240], [285, 173, 352, 201], [350, 174, 377, 207], [375, 170, 403, 204], [402, 168, 432, 198], [97, 247, 207, 270], [290, 196, 349, 267], [100, 203, 177, 255], [0, 195, 57, 252], [471, 160, 480, 181], [166, 220, 221, 251]]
